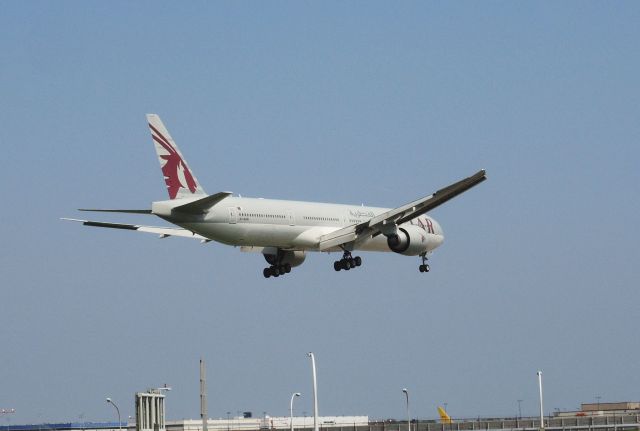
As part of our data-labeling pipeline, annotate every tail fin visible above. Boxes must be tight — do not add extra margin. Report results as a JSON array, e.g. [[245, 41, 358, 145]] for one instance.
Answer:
[[146, 114, 207, 200], [438, 407, 452, 424]]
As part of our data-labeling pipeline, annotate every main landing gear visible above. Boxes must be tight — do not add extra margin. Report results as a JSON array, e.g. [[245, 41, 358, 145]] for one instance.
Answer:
[[418, 253, 430, 273], [333, 251, 362, 272], [263, 263, 292, 278]]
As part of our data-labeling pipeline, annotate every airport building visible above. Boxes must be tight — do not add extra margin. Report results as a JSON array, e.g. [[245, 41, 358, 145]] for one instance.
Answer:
[[175, 416, 369, 431], [0, 417, 369, 431], [555, 402, 640, 418]]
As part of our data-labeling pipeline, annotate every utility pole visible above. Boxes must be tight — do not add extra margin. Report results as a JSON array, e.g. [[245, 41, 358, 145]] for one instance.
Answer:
[[517, 400, 523, 419]]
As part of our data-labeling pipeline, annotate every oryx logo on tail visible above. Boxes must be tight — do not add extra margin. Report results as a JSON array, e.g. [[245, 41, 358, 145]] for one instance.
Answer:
[[150, 123, 197, 198], [147, 114, 205, 200]]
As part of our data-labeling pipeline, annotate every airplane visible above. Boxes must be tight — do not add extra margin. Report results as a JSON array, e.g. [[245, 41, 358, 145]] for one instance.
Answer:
[[64, 114, 486, 278], [438, 406, 453, 424]]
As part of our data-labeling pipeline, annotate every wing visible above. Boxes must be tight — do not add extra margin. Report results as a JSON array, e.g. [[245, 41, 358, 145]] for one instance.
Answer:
[[318, 169, 487, 251], [62, 218, 208, 241]]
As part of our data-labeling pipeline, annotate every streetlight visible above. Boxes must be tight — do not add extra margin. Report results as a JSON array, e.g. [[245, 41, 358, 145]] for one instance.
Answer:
[[536, 371, 544, 431], [307, 353, 319, 431], [290, 393, 301, 431], [595, 396, 601, 411], [106, 398, 121, 431], [402, 389, 410, 431], [227, 412, 231, 431]]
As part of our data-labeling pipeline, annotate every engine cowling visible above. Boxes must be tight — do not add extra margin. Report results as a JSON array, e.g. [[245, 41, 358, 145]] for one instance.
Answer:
[[386, 225, 431, 256], [264, 250, 306, 267]]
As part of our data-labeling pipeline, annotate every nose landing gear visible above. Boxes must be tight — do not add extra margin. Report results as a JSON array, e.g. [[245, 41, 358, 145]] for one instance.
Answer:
[[333, 251, 362, 272], [418, 253, 430, 273]]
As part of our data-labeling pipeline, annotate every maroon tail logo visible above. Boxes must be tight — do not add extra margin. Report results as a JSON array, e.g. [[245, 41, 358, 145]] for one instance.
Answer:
[[149, 123, 197, 199]]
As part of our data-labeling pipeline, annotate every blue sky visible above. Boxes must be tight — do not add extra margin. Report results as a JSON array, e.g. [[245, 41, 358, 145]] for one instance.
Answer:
[[1, 1, 639, 425]]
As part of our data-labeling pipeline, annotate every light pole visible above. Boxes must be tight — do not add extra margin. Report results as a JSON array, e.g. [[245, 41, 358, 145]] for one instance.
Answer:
[[307, 352, 319, 431], [106, 398, 122, 431], [595, 396, 601, 411], [290, 392, 301, 431], [402, 388, 410, 431], [536, 371, 544, 431]]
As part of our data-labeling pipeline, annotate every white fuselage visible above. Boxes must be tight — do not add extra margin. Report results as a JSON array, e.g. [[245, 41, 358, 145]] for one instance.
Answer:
[[152, 196, 445, 253]]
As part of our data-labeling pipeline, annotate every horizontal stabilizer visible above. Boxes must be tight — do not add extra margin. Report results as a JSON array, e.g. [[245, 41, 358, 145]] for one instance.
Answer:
[[78, 209, 152, 214], [171, 191, 232, 214], [61, 218, 206, 240]]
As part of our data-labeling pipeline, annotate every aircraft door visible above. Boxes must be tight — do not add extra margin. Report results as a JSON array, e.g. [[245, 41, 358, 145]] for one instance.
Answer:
[[287, 211, 295, 226], [228, 207, 237, 224]]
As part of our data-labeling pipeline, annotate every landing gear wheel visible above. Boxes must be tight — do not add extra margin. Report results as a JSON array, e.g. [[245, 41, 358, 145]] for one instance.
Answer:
[[333, 250, 363, 273], [270, 266, 280, 277], [418, 253, 430, 274], [262, 252, 295, 279]]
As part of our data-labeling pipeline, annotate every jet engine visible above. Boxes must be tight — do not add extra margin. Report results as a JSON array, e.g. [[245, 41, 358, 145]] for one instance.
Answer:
[[386, 225, 430, 256], [263, 250, 306, 267]]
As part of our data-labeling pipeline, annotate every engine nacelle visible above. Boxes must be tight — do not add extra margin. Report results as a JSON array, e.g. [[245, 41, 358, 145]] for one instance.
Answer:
[[386, 225, 431, 256], [264, 250, 306, 267]]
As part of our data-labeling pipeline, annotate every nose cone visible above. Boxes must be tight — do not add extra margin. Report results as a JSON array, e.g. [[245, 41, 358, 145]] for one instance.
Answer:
[[431, 219, 444, 238], [430, 217, 445, 247]]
